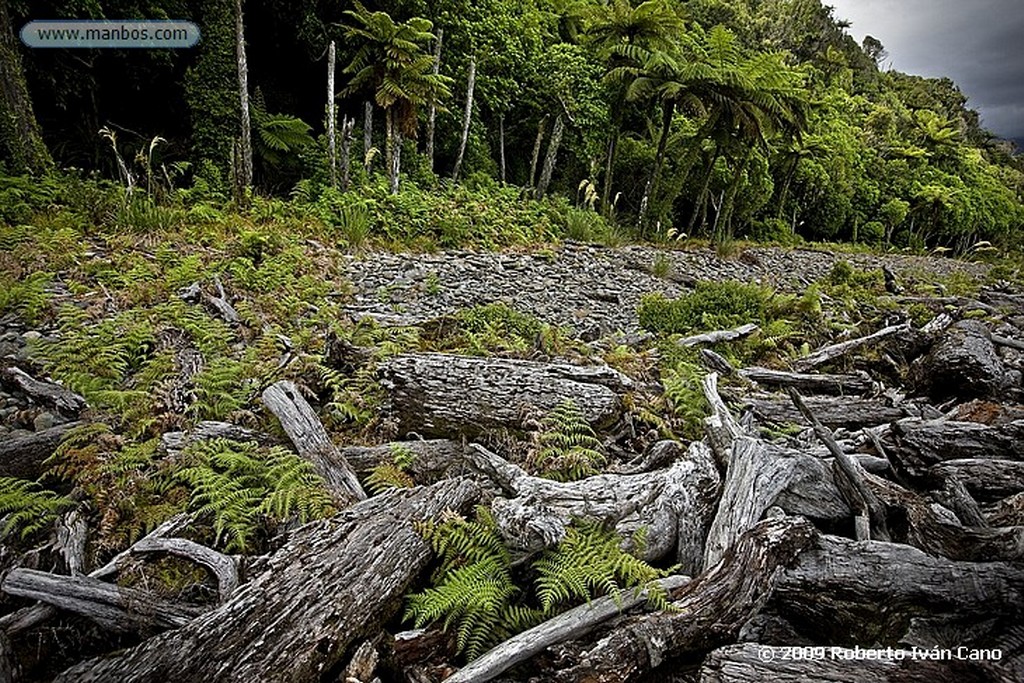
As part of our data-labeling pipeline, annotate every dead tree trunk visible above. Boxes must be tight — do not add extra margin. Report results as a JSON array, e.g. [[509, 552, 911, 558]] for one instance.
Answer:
[[363, 100, 374, 172], [261, 380, 366, 505], [1, 366, 87, 415], [235, 0, 252, 194], [553, 517, 818, 683], [528, 115, 549, 189], [0, 421, 86, 479], [326, 40, 337, 189], [535, 113, 564, 198], [425, 28, 442, 173], [54, 480, 481, 682], [499, 114, 506, 183], [339, 115, 354, 191], [451, 57, 475, 181], [380, 353, 633, 438]]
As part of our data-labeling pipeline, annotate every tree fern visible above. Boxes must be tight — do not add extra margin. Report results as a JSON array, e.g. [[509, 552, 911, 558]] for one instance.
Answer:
[[532, 399, 606, 481], [0, 478, 75, 539]]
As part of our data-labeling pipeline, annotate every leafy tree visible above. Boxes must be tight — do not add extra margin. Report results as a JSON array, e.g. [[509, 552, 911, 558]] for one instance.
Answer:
[[341, 2, 452, 193]]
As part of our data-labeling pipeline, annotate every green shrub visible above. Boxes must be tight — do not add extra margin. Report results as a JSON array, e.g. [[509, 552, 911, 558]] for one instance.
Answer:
[[638, 281, 772, 335]]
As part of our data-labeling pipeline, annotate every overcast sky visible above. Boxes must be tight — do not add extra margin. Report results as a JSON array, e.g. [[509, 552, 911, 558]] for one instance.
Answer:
[[828, 0, 1024, 140]]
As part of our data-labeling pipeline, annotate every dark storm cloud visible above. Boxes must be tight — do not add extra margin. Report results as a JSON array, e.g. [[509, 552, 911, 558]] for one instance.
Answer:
[[828, 0, 1024, 139]]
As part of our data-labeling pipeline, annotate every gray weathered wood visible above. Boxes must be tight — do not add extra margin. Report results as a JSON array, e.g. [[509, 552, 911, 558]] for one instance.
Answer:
[[380, 353, 632, 437], [0, 420, 85, 479], [161, 420, 268, 458], [889, 419, 1024, 473], [1, 366, 86, 414], [737, 367, 872, 395], [340, 439, 471, 483], [261, 380, 366, 505], [793, 323, 909, 372], [54, 479, 480, 682], [445, 575, 691, 683], [55, 506, 88, 576], [1, 569, 203, 633], [701, 372, 744, 468], [553, 517, 818, 683], [130, 537, 239, 601], [676, 324, 759, 348], [928, 458, 1024, 503], [747, 395, 906, 429]]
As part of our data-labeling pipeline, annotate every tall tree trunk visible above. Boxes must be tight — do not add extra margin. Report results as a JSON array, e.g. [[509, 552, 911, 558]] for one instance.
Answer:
[[639, 100, 675, 231], [340, 115, 354, 191], [529, 115, 549, 189], [499, 114, 506, 183], [326, 40, 337, 189], [363, 100, 373, 172], [0, 0, 51, 174], [718, 147, 754, 241], [600, 103, 625, 216], [425, 28, 442, 173], [392, 129, 402, 194], [688, 147, 721, 234], [775, 156, 799, 219], [451, 57, 476, 181], [235, 0, 252, 194], [384, 109, 395, 193], [535, 113, 563, 199]]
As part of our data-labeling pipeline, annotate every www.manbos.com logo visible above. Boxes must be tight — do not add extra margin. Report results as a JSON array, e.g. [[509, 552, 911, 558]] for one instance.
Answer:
[[21, 20, 200, 49]]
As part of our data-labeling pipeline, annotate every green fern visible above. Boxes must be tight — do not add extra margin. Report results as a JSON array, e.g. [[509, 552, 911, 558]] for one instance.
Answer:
[[0, 478, 75, 539], [176, 439, 334, 552], [188, 358, 249, 421], [532, 399, 606, 481], [662, 361, 709, 440], [366, 444, 417, 494]]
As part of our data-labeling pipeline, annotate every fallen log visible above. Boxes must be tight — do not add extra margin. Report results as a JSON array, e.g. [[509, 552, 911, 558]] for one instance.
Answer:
[[261, 380, 366, 505], [928, 459, 1024, 503], [789, 388, 889, 541], [698, 643, 1012, 683], [888, 419, 1024, 474], [987, 492, 1024, 527], [444, 575, 691, 683], [1, 366, 87, 415], [993, 334, 1024, 352], [676, 324, 759, 348], [129, 537, 238, 601], [465, 442, 720, 569], [380, 353, 632, 437], [1, 569, 203, 633], [160, 421, 269, 458], [747, 396, 906, 430], [737, 367, 873, 395], [773, 533, 1024, 645], [552, 517, 818, 683], [0, 420, 86, 479], [54, 479, 480, 682], [340, 439, 471, 483], [912, 320, 1008, 400], [793, 323, 909, 372]]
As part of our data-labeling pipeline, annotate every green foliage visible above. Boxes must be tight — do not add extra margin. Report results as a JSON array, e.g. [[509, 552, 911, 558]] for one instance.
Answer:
[[176, 439, 335, 552], [0, 271, 51, 323], [638, 281, 772, 335], [406, 507, 667, 661], [661, 358, 708, 440], [366, 444, 416, 494], [188, 358, 249, 421], [0, 478, 75, 539], [532, 399, 606, 481]]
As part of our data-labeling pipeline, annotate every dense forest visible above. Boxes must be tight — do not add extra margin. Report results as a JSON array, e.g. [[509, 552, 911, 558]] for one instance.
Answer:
[[2, 0, 1023, 250]]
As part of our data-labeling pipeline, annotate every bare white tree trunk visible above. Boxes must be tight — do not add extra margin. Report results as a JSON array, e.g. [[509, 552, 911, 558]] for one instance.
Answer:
[[235, 0, 252, 193], [451, 57, 476, 181], [499, 114, 506, 183], [340, 115, 354, 191], [425, 28, 443, 173], [326, 41, 337, 189], [535, 113, 563, 198], [363, 100, 374, 172], [529, 115, 548, 189]]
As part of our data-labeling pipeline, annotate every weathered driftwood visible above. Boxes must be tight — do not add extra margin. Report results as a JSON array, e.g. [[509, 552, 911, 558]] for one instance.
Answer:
[[552, 517, 818, 683], [1, 569, 204, 633], [747, 395, 906, 429], [0, 420, 85, 479], [888, 419, 1024, 473], [699, 348, 734, 375], [466, 443, 720, 569], [987, 492, 1024, 527], [380, 353, 632, 437], [129, 537, 239, 601], [55, 506, 88, 576], [444, 575, 691, 683], [676, 324, 759, 348], [261, 380, 366, 505], [54, 479, 480, 682], [993, 334, 1024, 352], [180, 276, 240, 325], [161, 420, 269, 458], [1, 366, 87, 415], [701, 373, 744, 468], [933, 473, 989, 528], [928, 459, 1024, 503], [913, 320, 1007, 400], [737, 367, 873, 395], [789, 388, 889, 542], [793, 323, 909, 372], [773, 533, 1024, 644], [698, 643, 1010, 683], [1, 515, 193, 636], [890, 295, 1001, 315]]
